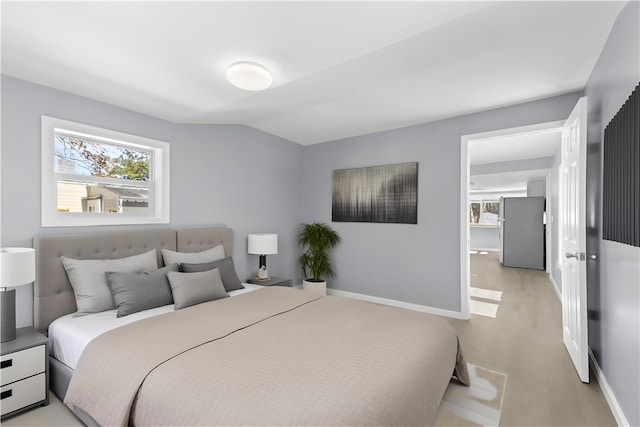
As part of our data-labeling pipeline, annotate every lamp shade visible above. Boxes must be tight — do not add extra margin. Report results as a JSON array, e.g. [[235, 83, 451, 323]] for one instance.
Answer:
[[248, 234, 278, 255], [1, 247, 35, 287]]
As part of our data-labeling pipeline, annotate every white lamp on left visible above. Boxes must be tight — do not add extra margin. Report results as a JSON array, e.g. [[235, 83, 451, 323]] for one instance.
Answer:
[[1, 248, 35, 342], [248, 233, 277, 280]]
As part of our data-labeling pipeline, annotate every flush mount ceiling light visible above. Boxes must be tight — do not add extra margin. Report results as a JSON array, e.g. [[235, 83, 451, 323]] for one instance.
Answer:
[[226, 62, 272, 91]]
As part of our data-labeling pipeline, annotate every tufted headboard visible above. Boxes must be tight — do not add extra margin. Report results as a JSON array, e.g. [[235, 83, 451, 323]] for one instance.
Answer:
[[33, 227, 233, 334], [176, 227, 233, 259]]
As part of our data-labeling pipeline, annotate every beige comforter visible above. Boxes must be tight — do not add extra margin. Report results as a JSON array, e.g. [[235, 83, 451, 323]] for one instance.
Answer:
[[65, 287, 469, 426]]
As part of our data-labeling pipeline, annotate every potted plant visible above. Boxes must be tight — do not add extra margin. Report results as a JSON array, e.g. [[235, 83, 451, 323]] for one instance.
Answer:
[[297, 222, 341, 295]]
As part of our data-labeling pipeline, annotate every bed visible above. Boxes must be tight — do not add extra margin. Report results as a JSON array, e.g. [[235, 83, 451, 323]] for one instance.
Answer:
[[34, 227, 469, 426]]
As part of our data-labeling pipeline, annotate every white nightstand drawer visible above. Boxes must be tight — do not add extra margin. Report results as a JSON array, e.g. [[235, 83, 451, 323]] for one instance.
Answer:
[[0, 345, 45, 386], [0, 373, 46, 416]]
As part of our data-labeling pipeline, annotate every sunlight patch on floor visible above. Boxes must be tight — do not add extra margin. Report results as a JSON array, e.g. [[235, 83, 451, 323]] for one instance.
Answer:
[[470, 300, 499, 318], [470, 287, 503, 302]]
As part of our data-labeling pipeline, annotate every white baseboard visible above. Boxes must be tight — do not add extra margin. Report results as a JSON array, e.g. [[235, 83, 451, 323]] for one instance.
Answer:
[[326, 288, 467, 319], [548, 273, 562, 302], [589, 348, 629, 426], [469, 247, 500, 252]]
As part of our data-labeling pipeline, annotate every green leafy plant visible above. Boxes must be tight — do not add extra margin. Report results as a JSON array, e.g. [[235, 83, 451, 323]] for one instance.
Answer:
[[297, 222, 341, 282]]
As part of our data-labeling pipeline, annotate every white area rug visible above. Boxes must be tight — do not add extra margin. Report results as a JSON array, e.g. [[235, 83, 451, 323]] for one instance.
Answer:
[[434, 363, 507, 426]]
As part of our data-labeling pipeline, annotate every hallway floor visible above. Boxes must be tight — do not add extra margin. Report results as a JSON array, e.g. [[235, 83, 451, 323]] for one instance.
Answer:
[[447, 251, 616, 426]]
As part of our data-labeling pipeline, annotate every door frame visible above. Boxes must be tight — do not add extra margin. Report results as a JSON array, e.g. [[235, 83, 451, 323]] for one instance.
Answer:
[[460, 120, 564, 318]]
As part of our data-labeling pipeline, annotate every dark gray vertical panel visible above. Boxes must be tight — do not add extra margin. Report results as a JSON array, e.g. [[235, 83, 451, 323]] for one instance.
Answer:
[[602, 126, 613, 239], [603, 83, 640, 247], [623, 91, 629, 244], [631, 85, 640, 247], [622, 91, 635, 245], [603, 125, 610, 239]]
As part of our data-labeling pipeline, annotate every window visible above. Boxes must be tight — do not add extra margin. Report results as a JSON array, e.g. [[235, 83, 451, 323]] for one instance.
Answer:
[[42, 116, 170, 227], [469, 199, 499, 225]]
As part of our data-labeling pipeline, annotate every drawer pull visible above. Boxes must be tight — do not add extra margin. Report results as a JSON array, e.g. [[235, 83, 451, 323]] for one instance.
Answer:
[[0, 359, 12, 369], [1, 389, 12, 400]]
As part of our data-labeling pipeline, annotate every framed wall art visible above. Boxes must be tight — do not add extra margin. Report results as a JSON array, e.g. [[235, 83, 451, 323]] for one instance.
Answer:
[[332, 162, 418, 224]]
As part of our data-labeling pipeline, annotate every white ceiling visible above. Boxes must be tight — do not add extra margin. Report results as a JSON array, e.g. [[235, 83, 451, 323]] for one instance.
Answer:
[[470, 169, 549, 191], [1, 1, 625, 146], [469, 130, 562, 166]]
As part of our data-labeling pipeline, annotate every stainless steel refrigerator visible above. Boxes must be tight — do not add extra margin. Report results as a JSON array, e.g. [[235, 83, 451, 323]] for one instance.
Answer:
[[498, 196, 545, 270]]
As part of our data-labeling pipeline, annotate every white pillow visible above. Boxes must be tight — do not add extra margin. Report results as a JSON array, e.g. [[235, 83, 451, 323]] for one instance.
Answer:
[[61, 249, 158, 316], [161, 244, 225, 266]]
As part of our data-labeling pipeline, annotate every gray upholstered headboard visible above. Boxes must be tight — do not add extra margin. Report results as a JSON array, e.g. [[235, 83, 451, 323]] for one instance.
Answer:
[[33, 227, 233, 334], [176, 227, 233, 260]]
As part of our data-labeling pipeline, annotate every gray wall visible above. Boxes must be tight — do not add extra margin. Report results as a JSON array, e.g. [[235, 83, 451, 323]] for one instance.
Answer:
[[469, 227, 499, 251], [1, 75, 304, 328], [583, 1, 640, 425], [303, 92, 581, 312], [526, 180, 545, 197]]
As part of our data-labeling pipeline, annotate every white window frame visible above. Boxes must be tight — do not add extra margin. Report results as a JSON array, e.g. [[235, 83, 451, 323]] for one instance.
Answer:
[[41, 116, 170, 227]]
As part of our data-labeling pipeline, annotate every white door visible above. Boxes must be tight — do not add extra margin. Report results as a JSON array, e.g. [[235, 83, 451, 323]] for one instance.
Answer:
[[559, 96, 589, 383]]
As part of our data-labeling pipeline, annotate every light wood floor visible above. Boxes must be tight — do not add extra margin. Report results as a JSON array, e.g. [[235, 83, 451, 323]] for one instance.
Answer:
[[447, 251, 616, 426], [4, 252, 616, 426]]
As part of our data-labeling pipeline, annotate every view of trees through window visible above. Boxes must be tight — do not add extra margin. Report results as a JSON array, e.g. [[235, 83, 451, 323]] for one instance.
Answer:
[[54, 135, 151, 214], [55, 135, 150, 180], [469, 200, 500, 225]]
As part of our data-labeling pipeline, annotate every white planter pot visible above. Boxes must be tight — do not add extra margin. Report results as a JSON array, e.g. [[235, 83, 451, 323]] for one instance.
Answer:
[[302, 280, 326, 296]]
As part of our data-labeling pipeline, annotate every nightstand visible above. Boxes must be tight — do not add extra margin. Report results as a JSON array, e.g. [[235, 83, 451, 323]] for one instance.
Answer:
[[247, 276, 292, 287], [1, 327, 49, 420]]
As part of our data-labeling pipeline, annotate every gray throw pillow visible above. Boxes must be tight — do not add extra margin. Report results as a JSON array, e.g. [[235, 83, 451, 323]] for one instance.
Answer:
[[180, 257, 244, 292], [167, 268, 229, 310], [61, 250, 158, 316], [161, 244, 225, 266], [106, 264, 179, 317]]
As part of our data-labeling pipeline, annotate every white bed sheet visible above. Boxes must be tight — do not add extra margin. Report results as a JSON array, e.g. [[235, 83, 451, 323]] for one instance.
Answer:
[[49, 283, 262, 369]]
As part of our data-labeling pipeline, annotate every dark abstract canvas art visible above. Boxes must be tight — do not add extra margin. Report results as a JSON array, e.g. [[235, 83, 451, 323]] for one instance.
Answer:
[[332, 162, 418, 224]]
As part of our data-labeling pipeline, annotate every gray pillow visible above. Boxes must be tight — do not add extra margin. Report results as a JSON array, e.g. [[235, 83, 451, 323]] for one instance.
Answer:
[[61, 250, 158, 316], [106, 264, 179, 317], [161, 244, 225, 266], [180, 257, 244, 292], [167, 269, 229, 310]]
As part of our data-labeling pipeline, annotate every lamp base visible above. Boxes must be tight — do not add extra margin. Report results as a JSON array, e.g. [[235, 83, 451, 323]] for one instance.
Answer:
[[257, 269, 269, 280], [257, 257, 269, 280], [1, 288, 16, 342]]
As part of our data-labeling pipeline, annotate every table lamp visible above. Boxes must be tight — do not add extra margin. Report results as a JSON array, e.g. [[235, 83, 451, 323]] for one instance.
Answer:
[[1, 248, 36, 342], [248, 233, 277, 280]]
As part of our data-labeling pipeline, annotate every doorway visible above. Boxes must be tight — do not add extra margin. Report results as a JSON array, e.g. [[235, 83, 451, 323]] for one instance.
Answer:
[[460, 97, 590, 383], [460, 120, 564, 318]]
